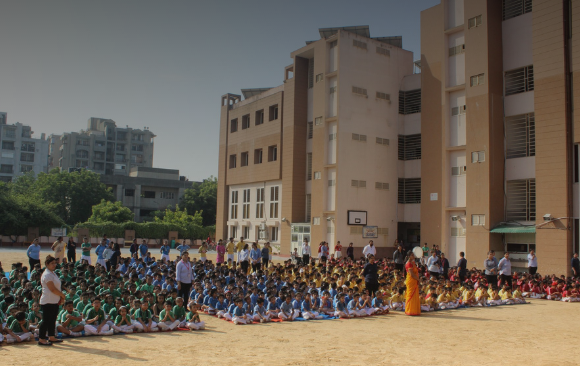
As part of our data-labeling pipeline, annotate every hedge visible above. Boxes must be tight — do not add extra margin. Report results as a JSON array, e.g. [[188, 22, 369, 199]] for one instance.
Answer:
[[71, 222, 215, 241]]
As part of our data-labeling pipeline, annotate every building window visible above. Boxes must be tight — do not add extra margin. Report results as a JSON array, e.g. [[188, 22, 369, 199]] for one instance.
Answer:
[[471, 214, 485, 226], [21, 142, 35, 151], [131, 155, 144, 164], [269, 227, 278, 242], [398, 89, 421, 114], [255, 110, 264, 126], [243, 226, 250, 239], [230, 190, 238, 219], [256, 188, 264, 219], [451, 166, 467, 176], [376, 137, 389, 146], [3, 128, 16, 139], [305, 194, 311, 222], [314, 171, 321, 180], [313, 217, 321, 225], [131, 144, 144, 152], [306, 153, 312, 180], [254, 149, 263, 164], [376, 47, 390, 56], [77, 139, 89, 146], [506, 242, 535, 253], [452, 105, 467, 116], [470, 73, 485, 86], [76, 160, 89, 168], [398, 134, 421, 160], [125, 189, 135, 197], [93, 162, 104, 170], [308, 58, 314, 89], [241, 152, 249, 167], [503, 0, 532, 21], [352, 86, 367, 96], [451, 227, 466, 237], [314, 117, 323, 126], [2, 141, 15, 150], [132, 134, 144, 141], [269, 186, 279, 218], [139, 209, 155, 218], [506, 179, 536, 221], [307, 122, 313, 139], [142, 191, 155, 199], [315, 73, 324, 83], [242, 189, 250, 219], [76, 150, 89, 159], [230, 118, 238, 133], [506, 113, 535, 159], [242, 114, 250, 129], [351, 180, 367, 188], [398, 178, 421, 204], [329, 86, 337, 94], [20, 153, 34, 162], [471, 151, 486, 163], [160, 192, 175, 199], [468, 15, 483, 29], [376, 92, 390, 101], [353, 39, 367, 50], [229, 154, 237, 169], [352, 133, 367, 142], [449, 44, 465, 57], [269, 104, 279, 121], [20, 164, 33, 173], [375, 182, 390, 190], [328, 179, 335, 187], [505, 65, 534, 96], [268, 145, 278, 162], [230, 226, 237, 239], [116, 143, 125, 151]]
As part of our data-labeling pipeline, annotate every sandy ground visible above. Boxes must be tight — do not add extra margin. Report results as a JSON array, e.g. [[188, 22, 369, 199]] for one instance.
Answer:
[[2, 249, 580, 365]]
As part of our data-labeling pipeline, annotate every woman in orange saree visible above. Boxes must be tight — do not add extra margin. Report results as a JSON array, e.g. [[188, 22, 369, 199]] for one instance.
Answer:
[[405, 252, 421, 316]]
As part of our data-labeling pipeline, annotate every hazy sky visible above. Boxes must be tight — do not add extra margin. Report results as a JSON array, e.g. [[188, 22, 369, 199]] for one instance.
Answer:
[[0, 0, 439, 181]]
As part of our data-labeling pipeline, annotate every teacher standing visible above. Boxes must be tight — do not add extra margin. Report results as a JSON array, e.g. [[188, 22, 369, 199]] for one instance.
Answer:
[[527, 249, 538, 275], [362, 254, 379, 296], [39, 255, 65, 346], [405, 251, 421, 316], [51, 237, 66, 264], [176, 251, 193, 304], [66, 237, 77, 264], [27, 238, 41, 270]]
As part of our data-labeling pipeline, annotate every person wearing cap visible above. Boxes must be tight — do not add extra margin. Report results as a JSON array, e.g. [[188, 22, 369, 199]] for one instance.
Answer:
[[393, 244, 405, 272]]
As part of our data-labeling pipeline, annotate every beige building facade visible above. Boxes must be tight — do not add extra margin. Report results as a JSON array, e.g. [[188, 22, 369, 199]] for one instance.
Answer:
[[216, 26, 421, 256], [421, 0, 578, 275]]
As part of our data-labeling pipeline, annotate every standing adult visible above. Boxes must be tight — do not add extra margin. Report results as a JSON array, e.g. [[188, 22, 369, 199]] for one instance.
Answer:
[[427, 251, 440, 279], [456, 251, 467, 283], [440, 253, 450, 279], [362, 254, 379, 296], [239, 244, 250, 274], [109, 243, 121, 272], [176, 240, 191, 257], [176, 251, 193, 304], [527, 249, 538, 275], [225, 238, 235, 263], [160, 240, 171, 263], [51, 237, 65, 264], [261, 242, 271, 269], [27, 238, 41, 270], [95, 239, 107, 268], [80, 237, 92, 264], [103, 242, 113, 271], [250, 243, 261, 273], [129, 239, 139, 258], [346, 243, 354, 261], [66, 237, 77, 264], [236, 237, 246, 263], [484, 251, 498, 287], [362, 240, 377, 259], [572, 253, 580, 278], [320, 242, 329, 263], [405, 251, 421, 316], [302, 239, 311, 265], [139, 239, 149, 258], [393, 244, 405, 272], [216, 239, 226, 264], [498, 252, 512, 287], [335, 241, 343, 259], [38, 255, 65, 346]]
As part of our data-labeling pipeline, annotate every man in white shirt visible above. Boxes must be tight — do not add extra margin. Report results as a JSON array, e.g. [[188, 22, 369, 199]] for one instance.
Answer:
[[498, 252, 512, 287], [301, 239, 311, 265], [362, 240, 376, 259], [527, 249, 538, 275]]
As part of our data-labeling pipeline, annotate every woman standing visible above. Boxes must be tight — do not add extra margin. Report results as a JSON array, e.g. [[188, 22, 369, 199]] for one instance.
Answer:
[[346, 243, 354, 261], [66, 237, 77, 264], [239, 244, 250, 274], [38, 255, 66, 346], [216, 239, 226, 264], [27, 238, 41, 270], [405, 251, 421, 316], [362, 254, 379, 296], [51, 237, 66, 264], [109, 243, 121, 272]]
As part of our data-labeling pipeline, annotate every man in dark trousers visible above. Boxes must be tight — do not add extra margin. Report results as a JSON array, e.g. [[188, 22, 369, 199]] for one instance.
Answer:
[[129, 239, 139, 258], [393, 244, 405, 273], [572, 252, 580, 278], [457, 251, 467, 283]]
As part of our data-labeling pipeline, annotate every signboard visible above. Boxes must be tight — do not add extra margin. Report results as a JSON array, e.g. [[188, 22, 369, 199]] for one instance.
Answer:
[[51, 228, 67, 237], [362, 226, 378, 238], [430, 193, 438, 201]]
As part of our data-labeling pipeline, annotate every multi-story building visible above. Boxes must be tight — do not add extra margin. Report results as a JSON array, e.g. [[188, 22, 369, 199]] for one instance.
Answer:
[[217, 26, 421, 256], [100, 167, 194, 222], [0, 113, 49, 182], [49, 117, 155, 176], [421, 0, 578, 275]]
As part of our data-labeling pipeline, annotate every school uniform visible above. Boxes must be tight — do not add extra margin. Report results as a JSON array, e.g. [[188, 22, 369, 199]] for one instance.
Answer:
[[301, 299, 322, 320], [253, 304, 270, 322], [232, 305, 247, 325], [157, 309, 180, 331], [186, 311, 205, 330], [278, 302, 299, 320], [112, 315, 135, 333], [84, 307, 113, 335], [7, 319, 32, 343], [334, 301, 351, 318], [160, 245, 171, 262], [132, 308, 158, 332]]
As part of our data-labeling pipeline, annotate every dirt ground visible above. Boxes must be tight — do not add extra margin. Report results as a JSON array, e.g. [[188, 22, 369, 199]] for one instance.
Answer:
[[2, 249, 580, 366]]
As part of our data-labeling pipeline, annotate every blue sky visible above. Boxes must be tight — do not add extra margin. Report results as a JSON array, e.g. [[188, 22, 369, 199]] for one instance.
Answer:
[[0, 0, 439, 181]]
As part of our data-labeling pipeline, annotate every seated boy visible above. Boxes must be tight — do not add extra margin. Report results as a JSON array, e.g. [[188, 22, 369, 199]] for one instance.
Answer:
[[301, 293, 322, 320], [278, 296, 299, 321], [172, 297, 187, 327], [158, 301, 180, 331], [84, 298, 114, 336], [253, 298, 271, 323], [133, 301, 159, 332], [347, 293, 367, 317], [186, 302, 206, 330], [57, 300, 84, 337], [232, 298, 249, 325], [112, 306, 135, 333], [6, 311, 32, 343]]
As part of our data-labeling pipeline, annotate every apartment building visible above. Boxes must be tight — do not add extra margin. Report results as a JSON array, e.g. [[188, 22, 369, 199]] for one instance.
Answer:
[[0, 113, 49, 182], [217, 26, 420, 256], [100, 167, 193, 222], [421, 0, 578, 275], [49, 117, 155, 175]]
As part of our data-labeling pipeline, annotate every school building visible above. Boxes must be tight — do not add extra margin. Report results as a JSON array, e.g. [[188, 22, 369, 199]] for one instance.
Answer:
[[216, 26, 422, 258]]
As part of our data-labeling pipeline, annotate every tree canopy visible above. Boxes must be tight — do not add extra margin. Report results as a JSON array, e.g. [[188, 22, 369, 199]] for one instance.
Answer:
[[88, 199, 134, 223], [180, 176, 217, 226]]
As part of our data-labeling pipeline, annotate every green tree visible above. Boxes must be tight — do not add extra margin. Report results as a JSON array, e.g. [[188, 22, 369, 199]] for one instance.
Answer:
[[88, 199, 134, 223], [180, 176, 217, 226], [154, 205, 202, 227]]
